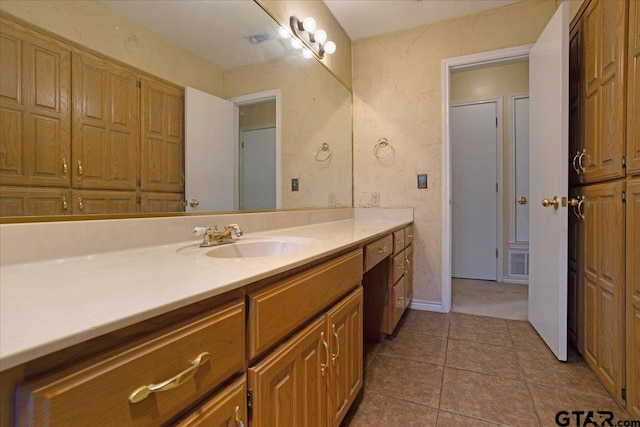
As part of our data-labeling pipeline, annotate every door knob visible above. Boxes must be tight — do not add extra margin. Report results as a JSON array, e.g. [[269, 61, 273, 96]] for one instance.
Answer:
[[541, 196, 559, 209], [517, 196, 527, 205], [188, 198, 200, 208]]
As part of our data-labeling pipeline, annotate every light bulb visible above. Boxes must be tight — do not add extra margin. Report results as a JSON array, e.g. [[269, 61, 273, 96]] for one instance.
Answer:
[[291, 38, 302, 49], [302, 17, 316, 32], [278, 26, 291, 38], [314, 29, 327, 44], [302, 49, 313, 59], [324, 41, 336, 54]]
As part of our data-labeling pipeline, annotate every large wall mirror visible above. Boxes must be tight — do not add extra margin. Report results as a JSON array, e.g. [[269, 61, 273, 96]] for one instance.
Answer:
[[0, 0, 353, 221]]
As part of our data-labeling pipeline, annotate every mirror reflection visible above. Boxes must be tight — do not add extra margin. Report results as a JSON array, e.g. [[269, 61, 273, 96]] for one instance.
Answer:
[[0, 0, 352, 219]]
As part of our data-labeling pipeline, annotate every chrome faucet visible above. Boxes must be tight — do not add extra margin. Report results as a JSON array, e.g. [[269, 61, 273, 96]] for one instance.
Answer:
[[193, 224, 243, 247]]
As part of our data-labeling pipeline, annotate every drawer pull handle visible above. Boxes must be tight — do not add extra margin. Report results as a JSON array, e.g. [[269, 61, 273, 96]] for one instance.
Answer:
[[320, 332, 329, 376], [397, 262, 405, 270], [128, 352, 210, 403], [77, 160, 83, 180], [235, 406, 244, 427], [377, 246, 388, 254], [331, 323, 340, 366]]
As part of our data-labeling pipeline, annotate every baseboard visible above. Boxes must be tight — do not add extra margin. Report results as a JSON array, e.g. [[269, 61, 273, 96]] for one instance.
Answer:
[[503, 276, 529, 285], [408, 299, 445, 312]]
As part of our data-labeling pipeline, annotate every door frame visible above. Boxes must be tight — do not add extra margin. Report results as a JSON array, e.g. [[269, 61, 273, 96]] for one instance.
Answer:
[[450, 98, 504, 282], [441, 45, 532, 313], [229, 89, 282, 210]]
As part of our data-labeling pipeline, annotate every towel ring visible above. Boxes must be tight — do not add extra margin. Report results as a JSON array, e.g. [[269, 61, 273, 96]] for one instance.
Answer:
[[314, 143, 332, 162], [373, 138, 393, 158]]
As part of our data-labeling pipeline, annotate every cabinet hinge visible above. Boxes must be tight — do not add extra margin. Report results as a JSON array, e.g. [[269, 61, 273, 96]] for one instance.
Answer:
[[137, 80, 141, 89], [622, 191, 626, 202], [622, 156, 626, 168], [622, 388, 626, 400], [247, 388, 253, 421]]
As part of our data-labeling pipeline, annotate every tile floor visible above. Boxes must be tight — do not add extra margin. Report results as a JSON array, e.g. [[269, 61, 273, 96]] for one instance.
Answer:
[[452, 278, 528, 320], [343, 310, 630, 426]]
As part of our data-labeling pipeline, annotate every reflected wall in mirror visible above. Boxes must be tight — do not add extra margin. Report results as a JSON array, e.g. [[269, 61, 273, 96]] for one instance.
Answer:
[[0, 0, 352, 219]]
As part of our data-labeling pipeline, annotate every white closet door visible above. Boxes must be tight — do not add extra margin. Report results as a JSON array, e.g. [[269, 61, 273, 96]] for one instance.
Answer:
[[451, 101, 498, 281], [241, 127, 276, 210]]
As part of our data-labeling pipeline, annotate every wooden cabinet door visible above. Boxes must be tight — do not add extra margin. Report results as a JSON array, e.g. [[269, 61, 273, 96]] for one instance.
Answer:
[[248, 317, 327, 427], [140, 77, 184, 193], [141, 191, 184, 213], [582, 0, 628, 183], [626, 177, 640, 418], [72, 52, 139, 190], [0, 186, 70, 216], [569, 20, 584, 186], [325, 287, 363, 427], [567, 188, 585, 354], [628, 0, 640, 175], [175, 376, 246, 427], [0, 17, 71, 188], [72, 189, 138, 215], [582, 180, 626, 404]]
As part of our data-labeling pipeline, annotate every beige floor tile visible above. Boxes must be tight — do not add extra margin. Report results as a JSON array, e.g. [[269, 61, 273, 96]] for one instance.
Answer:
[[529, 383, 629, 427], [379, 332, 447, 365], [445, 338, 523, 380], [449, 313, 513, 347], [365, 354, 444, 408], [347, 392, 438, 427], [436, 410, 501, 426], [399, 309, 450, 338], [440, 367, 539, 427], [507, 320, 550, 353], [517, 348, 610, 398], [364, 341, 381, 371]]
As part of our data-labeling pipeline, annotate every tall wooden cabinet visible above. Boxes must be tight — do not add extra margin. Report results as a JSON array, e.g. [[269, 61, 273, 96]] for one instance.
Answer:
[[570, 0, 639, 417], [0, 14, 185, 216]]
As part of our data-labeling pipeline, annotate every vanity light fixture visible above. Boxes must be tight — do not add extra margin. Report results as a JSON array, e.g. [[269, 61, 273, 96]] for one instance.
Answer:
[[289, 16, 336, 59]]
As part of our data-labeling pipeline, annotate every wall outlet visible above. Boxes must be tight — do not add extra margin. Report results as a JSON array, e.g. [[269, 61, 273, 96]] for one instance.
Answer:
[[328, 193, 336, 206], [291, 178, 299, 191], [371, 192, 380, 207]]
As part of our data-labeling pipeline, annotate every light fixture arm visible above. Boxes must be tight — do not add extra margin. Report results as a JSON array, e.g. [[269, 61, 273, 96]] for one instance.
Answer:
[[290, 16, 326, 59]]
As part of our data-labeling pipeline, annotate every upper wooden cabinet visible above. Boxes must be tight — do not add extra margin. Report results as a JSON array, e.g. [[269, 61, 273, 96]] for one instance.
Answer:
[[72, 52, 139, 191], [628, 0, 640, 175], [140, 77, 184, 193], [0, 17, 71, 188], [581, 0, 628, 183]]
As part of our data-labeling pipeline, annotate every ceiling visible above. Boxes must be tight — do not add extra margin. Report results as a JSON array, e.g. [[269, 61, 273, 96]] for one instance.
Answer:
[[323, 0, 522, 40]]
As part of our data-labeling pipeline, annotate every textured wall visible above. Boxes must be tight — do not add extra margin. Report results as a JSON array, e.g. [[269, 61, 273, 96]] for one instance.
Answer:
[[0, 0, 224, 96], [224, 56, 352, 209], [352, 0, 557, 305]]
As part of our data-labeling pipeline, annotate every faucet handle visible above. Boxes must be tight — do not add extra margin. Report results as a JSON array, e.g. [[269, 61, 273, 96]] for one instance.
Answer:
[[193, 227, 210, 236], [225, 224, 243, 237]]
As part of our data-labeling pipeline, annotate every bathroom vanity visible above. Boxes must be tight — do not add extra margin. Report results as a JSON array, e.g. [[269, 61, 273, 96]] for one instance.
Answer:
[[0, 208, 413, 426]]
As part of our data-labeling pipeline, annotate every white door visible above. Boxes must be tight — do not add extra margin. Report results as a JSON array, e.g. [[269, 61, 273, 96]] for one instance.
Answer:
[[451, 102, 498, 281], [241, 127, 277, 210], [514, 97, 530, 242], [528, 2, 569, 361], [184, 87, 235, 212]]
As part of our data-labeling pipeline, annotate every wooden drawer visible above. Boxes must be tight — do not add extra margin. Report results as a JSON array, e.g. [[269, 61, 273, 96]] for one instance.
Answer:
[[175, 376, 246, 426], [17, 301, 245, 427], [405, 224, 413, 246], [391, 250, 406, 284], [393, 229, 406, 254], [364, 234, 393, 272], [248, 250, 363, 360]]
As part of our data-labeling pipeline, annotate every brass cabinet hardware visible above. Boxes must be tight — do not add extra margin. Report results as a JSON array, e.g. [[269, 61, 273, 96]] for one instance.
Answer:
[[320, 332, 329, 376], [78, 197, 83, 212], [577, 149, 586, 173], [572, 151, 581, 174], [576, 197, 585, 219], [397, 262, 404, 270], [517, 196, 528, 204], [77, 160, 83, 179], [377, 246, 388, 254], [128, 352, 210, 403], [331, 323, 340, 366], [62, 158, 68, 176], [234, 406, 244, 427], [541, 196, 560, 209], [62, 196, 67, 213]]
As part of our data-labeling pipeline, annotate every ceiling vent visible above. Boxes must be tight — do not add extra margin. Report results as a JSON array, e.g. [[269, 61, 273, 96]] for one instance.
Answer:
[[245, 32, 273, 44]]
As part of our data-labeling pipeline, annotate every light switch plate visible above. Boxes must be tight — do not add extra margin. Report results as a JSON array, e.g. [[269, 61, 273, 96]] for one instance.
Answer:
[[291, 178, 299, 191], [417, 174, 428, 189]]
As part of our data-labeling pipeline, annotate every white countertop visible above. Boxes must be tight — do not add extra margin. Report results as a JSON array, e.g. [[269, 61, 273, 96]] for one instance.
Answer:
[[0, 215, 410, 371]]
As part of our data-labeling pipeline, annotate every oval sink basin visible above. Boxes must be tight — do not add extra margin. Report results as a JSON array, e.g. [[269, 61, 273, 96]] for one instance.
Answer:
[[206, 237, 318, 258]]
